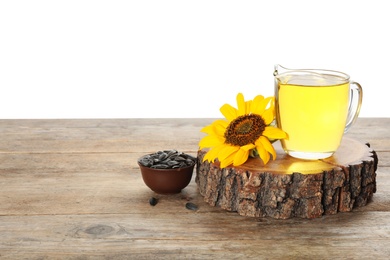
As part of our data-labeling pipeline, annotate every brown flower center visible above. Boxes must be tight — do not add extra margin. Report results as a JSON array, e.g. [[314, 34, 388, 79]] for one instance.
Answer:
[[224, 114, 266, 146]]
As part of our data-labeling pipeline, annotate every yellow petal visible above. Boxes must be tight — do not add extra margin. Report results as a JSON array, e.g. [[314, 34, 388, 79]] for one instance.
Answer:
[[201, 119, 228, 137], [218, 145, 239, 161], [255, 96, 273, 116], [220, 104, 238, 121], [265, 96, 275, 110], [203, 145, 224, 162], [203, 149, 216, 163], [200, 124, 214, 134], [255, 141, 270, 165], [245, 100, 252, 115], [263, 126, 288, 140], [233, 147, 250, 166], [236, 93, 246, 116], [199, 135, 224, 150], [262, 107, 275, 125], [251, 95, 265, 115], [220, 153, 235, 168], [241, 143, 256, 151], [258, 136, 276, 160], [212, 120, 229, 136]]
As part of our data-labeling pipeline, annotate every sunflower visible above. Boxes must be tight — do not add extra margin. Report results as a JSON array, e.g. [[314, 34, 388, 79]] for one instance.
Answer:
[[199, 93, 288, 168]]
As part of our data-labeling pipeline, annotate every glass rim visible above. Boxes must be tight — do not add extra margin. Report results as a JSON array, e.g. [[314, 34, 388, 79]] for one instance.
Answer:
[[274, 65, 350, 83]]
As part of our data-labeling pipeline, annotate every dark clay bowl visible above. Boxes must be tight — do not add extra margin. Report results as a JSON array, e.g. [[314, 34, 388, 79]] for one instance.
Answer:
[[137, 152, 196, 194]]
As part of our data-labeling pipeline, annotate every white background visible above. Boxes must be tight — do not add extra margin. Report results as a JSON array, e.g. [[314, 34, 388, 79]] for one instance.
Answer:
[[1, 0, 389, 119]]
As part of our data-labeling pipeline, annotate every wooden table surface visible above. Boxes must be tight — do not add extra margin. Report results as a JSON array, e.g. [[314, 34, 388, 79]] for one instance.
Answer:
[[0, 118, 389, 259]]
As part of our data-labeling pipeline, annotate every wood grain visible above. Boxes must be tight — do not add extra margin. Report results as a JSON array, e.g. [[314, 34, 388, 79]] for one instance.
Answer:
[[0, 118, 389, 259]]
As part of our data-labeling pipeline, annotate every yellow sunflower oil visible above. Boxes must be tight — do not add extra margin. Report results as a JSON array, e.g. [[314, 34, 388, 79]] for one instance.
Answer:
[[275, 73, 349, 158]]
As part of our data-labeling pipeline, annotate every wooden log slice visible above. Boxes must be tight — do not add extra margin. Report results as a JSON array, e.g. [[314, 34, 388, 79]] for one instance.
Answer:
[[195, 137, 378, 219]]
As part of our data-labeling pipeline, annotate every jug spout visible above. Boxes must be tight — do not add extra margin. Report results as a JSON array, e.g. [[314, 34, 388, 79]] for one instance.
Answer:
[[273, 64, 289, 77]]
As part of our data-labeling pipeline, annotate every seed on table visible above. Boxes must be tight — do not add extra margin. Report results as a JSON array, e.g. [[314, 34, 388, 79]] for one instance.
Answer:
[[149, 197, 158, 206], [185, 202, 198, 211]]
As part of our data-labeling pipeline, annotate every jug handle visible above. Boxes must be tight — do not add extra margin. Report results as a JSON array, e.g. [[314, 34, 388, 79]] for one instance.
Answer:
[[344, 81, 363, 133]]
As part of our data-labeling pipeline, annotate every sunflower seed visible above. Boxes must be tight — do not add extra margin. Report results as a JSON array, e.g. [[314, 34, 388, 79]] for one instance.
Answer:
[[149, 197, 158, 206], [185, 159, 194, 165], [139, 150, 197, 169], [158, 152, 168, 161], [185, 202, 198, 211], [167, 160, 179, 166], [175, 156, 186, 162], [151, 164, 169, 169]]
